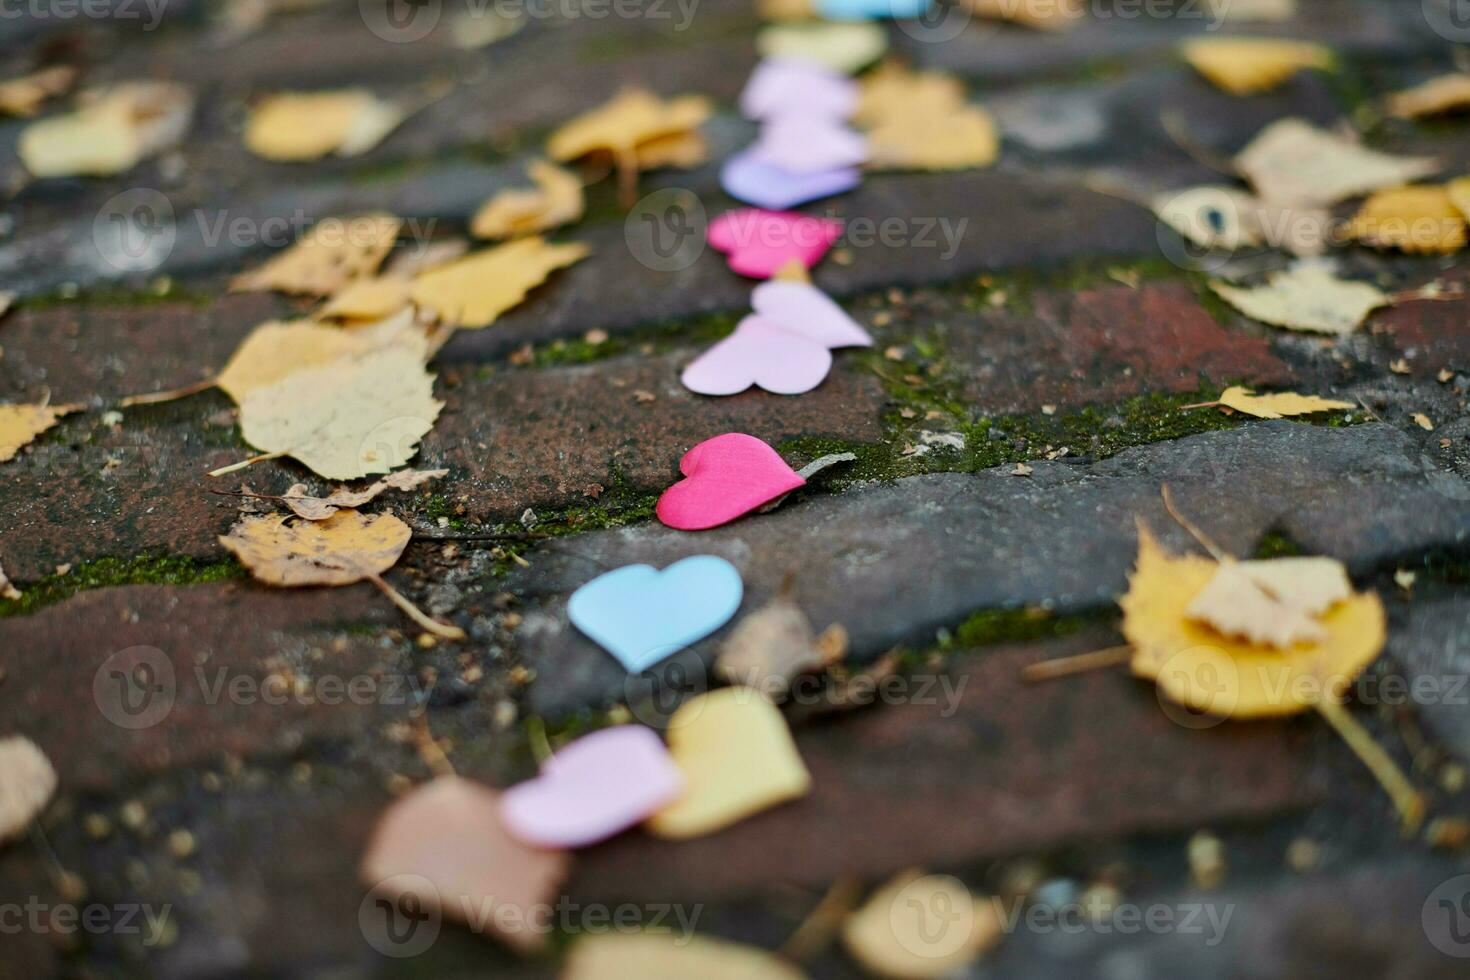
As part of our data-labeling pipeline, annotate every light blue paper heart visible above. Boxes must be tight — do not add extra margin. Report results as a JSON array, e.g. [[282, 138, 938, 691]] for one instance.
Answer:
[[816, 0, 931, 20], [567, 556, 744, 672]]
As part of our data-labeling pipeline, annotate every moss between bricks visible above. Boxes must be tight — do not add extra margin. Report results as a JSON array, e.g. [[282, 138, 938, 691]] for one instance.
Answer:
[[0, 554, 244, 618]]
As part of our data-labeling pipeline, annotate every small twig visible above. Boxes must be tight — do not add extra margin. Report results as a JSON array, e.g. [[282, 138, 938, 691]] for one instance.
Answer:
[[779, 877, 863, 962], [368, 573, 466, 640], [1022, 645, 1134, 682], [615, 147, 639, 208], [412, 715, 457, 778], [1179, 399, 1222, 411], [120, 377, 216, 408], [208, 451, 286, 477], [1161, 484, 1229, 562], [1315, 698, 1425, 835]]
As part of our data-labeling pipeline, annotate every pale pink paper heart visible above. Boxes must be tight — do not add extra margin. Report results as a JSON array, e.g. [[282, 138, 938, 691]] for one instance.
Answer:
[[500, 727, 683, 849], [657, 433, 807, 531], [752, 280, 872, 348], [681, 316, 833, 396], [707, 209, 843, 279], [749, 118, 868, 175]]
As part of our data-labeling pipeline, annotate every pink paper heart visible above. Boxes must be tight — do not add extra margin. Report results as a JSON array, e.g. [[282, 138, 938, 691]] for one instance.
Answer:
[[657, 433, 808, 531], [749, 119, 868, 175], [752, 280, 873, 348], [681, 315, 833, 396], [740, 59, 859, 121], [500, 727, 683, 849], [707, 209, 843, 279]]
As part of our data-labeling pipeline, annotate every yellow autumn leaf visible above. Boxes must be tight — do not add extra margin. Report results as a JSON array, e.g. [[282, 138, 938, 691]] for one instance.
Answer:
[[19, 81, 192, 177], [564, 933, 807, 980], [470, 160, 584, 240], [547, 88, 711, 165], [1386, 73, 1470, 118], [1180, 38, 1332, 95], [1235, 118, 1438, 207], [962, 0, 1083, 29], [221, 509, 411, 587], [1346, 185, 1467, 254], [245, 89, 404, 161], [0, 402, 81, 463], [631, 129, 709, 170], [0, 736, 57, 842], [1184, 561, 1329, 648], [231, 214, 402, 296], [216, 313, 425, 404], [1209, 260, 1391, 335], [235, 344, 442, 480], [0, 65, 77, 118], [1209, 385, 1354, 419], [1123, 527, 1385, 719], [410, 236, 588, 328], [316, 277, 414, 322], [843, 870, 1003, 979]]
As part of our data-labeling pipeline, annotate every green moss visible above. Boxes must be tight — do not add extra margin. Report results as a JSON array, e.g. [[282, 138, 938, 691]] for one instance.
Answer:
[[519, 310, 740, 369], [16, 281, 211, 313], [1252, 531, 1303, 560], [945, 606, 1113, 650], [0, 554, 244, 618]]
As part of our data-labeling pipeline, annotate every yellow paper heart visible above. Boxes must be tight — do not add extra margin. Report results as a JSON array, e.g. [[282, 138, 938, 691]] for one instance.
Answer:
[[647, 688, 811, 839], [756, 21, 888, 75]]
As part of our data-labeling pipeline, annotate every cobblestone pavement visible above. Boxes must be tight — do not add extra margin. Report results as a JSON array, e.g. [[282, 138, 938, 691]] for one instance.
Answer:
[[4, 1, 1470, 977]]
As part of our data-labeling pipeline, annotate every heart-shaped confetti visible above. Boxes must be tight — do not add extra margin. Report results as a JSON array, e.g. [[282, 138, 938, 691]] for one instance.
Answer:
[[681, 316, 833, 396], [568, 555, 743, 672], [657, 433, 808, 531], [721, 150, 860, 211], [817, 0, 932, 19], [500, 727, 684, 848], [707, 208, 843, 279], [739, 59, 859, 121], [752, 280, 873, 348], [756, 22, 888, 75], [750, 118, 868, 175], [647, 688, 812, 839]]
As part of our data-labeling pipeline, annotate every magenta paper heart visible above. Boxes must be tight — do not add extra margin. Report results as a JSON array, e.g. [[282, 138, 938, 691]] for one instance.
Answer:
[[740, 59, 858, 121], [707, 208, 843, 279], [750, 119, 868, 175], [752, 280, 873, 348], [500, 727, 683, 849], [722, 150, 860, 211], [657, 433, 808, 531], [682, 316, 833, 395]]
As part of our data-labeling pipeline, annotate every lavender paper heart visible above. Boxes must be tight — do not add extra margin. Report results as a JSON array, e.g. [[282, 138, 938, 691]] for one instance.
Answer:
[[681, 315, 834, 395], [721, 150, 860, 210], [752, 280, 873, 348], [749, 118, 868, 175], [739, 59, 859, 121]]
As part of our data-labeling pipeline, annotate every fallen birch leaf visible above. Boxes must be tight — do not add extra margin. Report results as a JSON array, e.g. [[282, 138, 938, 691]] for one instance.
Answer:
[[0, 65, 78, 117], [20, 81, 193, 177], [843, 870, 1002, 979], [278, 468, 448, 520], [631, 129, 709, 169], [221, 508, 462, 637], [1387, 73, 1470, 118], [1209, 260, 1391, 335], [547, 89, 711, 165], [1346, 185, 1467, 254], [360, 776, 567, 952], [564, 932, 807, 980], [1235, 118, 1438, 206], [471, 160, 584, 240], [1123, 526, 1385, 718], [245, 89, 404, 160], [865, 105, 997, 171], [1185, 561, 1328, 648], [1180, 38, 1332, 95], [316, 277, 413, 322], [0, 558, 20, 601], [1, 402, 81, 463], [410, 236, 588, 328], [1414, 412, 1435, 431], [647, 688, 810, 839], [231, 213, 402, 296], [714, 594, 841, 698], [1195, 385, 1354, 419], [1233, 556, 1352, 616], [0, 736, 57, 843], [1152, 185, 1330, 256], [215, 313, 425, 404], [234, 344, 442, 480]]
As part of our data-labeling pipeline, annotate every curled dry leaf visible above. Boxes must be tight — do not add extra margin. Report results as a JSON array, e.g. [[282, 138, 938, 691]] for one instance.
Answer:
[[215, 312, 425, 405], [471, 160, 584, 240], [1, 402, 81, 463], [1180, 38, 1332, 95], [1209, 260, 1391, 335], [547, 88, 711, 166], [19, 81, 193, 177], [0, 558, 20, 601], [231, 213, 401, 296], [1346, 185, 1467, 254], [1235, 118, 1438, 207], [1202, 386, 1354, 419], [0, 736, 57, 843], [1123, 527, 1385, 718], [1387, 73, 1470, 118], [564, 932, 807, 980], [316, 277, 413, 322], [279, 468, 448, 520], [1185, 561, 1329, 648], [715, 595, 836, 698], [843, 870, 1003, 979], [0, 65, 78, 117], [220, 509, 411, 586], [410, 236, 589, 328], [856, 64, 998, 172], [360, 776, 569, 952], [236, 344, 442, 480], [245, 89, 404, 161]]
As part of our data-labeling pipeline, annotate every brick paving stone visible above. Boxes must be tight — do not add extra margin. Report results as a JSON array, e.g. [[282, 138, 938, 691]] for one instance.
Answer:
[[569, 633, 1321, 903], [1387, 585, 1470, 764], [949, 281, 1293, 413], [506, 423, 1470, 716]]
